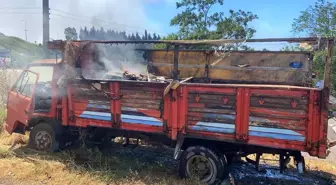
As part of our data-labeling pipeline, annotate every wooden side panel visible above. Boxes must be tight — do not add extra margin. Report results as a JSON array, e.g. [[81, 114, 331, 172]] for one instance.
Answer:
[[248, 89, 309, 142], [68, 82, 113, 128], [148, 50, 312, 86], [119, 82, 166, 131], [185, 86, 237, 135]]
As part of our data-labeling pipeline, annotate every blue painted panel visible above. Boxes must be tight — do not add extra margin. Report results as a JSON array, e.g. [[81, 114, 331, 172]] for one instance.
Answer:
[[195, 122, 235, 129], [203, 113, 236, 120], [122, 118, 163, 126], [79, 114, 111, 121], [249, 126, 301, 136], [192, 125, 235, 134], [78, 111, 163, 126], [121, 114, 162, 122], [249, 131, 305, 142]]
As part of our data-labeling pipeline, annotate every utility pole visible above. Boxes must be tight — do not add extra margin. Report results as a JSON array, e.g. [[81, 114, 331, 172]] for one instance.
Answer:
[[22, 19, 27, 41], [43, 0, 50, 58]]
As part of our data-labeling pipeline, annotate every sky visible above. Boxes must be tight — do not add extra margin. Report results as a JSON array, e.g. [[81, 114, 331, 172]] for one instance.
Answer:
[[0, 0, 322, 46]]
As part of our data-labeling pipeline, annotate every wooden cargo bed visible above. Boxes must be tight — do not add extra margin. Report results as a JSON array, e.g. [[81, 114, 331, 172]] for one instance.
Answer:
[[66, 80, 327, 158]]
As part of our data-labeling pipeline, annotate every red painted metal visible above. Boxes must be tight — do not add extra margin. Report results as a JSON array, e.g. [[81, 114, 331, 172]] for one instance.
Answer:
[[171, 90, 178, 140], [235, 88, 243, 140], [307, 90, 314, 149], [250, 89, 308, 97], [241, 88, 250, 141], [250, 107, 307, 119], [5, 71, 330, 158], [114, 82, 121, 127]]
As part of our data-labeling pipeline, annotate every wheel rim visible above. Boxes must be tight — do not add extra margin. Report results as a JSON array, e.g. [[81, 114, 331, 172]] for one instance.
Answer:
[[35, 131, 52, 150], [186, 155, 215, 182]]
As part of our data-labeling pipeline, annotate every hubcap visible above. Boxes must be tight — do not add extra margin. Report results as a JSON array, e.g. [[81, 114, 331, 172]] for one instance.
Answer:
[[186, 155, 214, 182], [35, 131, 52, 150]]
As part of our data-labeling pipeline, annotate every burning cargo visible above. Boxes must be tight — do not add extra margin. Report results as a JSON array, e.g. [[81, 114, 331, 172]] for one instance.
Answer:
[[48, 39, 315, 87]]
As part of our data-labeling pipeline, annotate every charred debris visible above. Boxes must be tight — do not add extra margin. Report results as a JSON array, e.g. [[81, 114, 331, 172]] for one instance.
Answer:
[[48, 37, 329, 87]]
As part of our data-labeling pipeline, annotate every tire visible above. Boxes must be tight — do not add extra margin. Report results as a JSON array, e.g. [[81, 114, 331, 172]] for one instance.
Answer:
[[179, 146, 229, 185], [28, 122, 62, 152]]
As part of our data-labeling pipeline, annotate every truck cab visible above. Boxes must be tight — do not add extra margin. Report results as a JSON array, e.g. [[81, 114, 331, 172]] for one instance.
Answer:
[[5, 59, 60, 134]]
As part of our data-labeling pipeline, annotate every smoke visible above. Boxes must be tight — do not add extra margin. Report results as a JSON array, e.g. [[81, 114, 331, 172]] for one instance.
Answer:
[[0, 0, 163, 43], [82, 42, 149, 80]]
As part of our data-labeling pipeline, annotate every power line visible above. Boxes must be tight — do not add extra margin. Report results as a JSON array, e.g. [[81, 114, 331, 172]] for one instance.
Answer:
[[0, 12, 41, 15], [0, 6, 41, 9]]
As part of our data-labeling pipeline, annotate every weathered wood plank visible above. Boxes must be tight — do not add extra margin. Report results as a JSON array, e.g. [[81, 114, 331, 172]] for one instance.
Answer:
[[188, 99, 236, 106], [187, 116, 236, 124], [188, 91, 236, 96], [188, 103, 236, 110], [250, 101, 307, 110], [122, 94, 163, 100], [121, 99, 161, 106], [189, 108, 235, 114], [121, 102, 160, 110], [250, 97, 308, 104], [249, 116, 305, 131], [120, 87, 164, 92]]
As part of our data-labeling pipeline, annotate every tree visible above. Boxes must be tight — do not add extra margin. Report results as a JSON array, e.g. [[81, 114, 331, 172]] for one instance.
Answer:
[[280, 44, 306, 52], [153, 33, 157, 40], [64, 27, 78, 40], [292, 0, 336, 94], [153, 33, 179, 49], [135, 32, 141, 40], [292, 0, 336, 37], [89, 27, 96, 39], [170, 0, 258, 41], [148, 33, 153, 40]]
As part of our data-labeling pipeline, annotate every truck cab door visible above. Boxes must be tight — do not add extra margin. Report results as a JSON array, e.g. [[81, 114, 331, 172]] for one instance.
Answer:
[[6, 70, 39, 134]]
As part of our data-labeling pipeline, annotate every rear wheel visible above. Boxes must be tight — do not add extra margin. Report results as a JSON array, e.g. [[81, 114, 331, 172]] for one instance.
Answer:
[[179, 146, 230, 185], [28, 122, 61, 152]]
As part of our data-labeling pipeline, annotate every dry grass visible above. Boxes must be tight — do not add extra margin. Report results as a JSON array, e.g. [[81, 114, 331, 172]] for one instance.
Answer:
[[0, 69, 21, 105], [0, 134, 201, 185]]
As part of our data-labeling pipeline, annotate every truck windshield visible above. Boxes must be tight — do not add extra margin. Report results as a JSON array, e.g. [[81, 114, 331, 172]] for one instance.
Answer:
[[28, 66, 53, 83], [27, 66, 54, 112]]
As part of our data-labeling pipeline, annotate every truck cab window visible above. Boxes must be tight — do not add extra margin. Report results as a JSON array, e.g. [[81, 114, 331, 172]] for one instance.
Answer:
[[28, 66, 54, 113], [12, 71, 37, 97]]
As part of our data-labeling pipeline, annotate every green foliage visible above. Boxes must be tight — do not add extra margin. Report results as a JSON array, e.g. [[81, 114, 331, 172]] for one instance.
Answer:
[[292, 0, 336, 37], [153, 33, 179, 49], [280, 44, 307, 52], [170, 0, 258, 42], [291, 0, 336, 94]]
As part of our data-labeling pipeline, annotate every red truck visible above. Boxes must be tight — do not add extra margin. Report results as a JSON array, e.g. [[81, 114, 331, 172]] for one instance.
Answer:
[[5, 37, 335, 185]]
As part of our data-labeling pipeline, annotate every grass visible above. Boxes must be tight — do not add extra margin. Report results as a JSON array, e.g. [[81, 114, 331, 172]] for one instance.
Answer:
[[0, 107, 5, 132], [0, 135, 200, 185]]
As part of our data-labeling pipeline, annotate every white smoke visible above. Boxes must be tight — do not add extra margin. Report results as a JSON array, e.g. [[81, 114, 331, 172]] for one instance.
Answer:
[[0, 0, 164, 43]]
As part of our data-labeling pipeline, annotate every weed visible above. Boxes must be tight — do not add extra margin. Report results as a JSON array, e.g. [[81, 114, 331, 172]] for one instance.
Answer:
[[0, 106, 6, 133]]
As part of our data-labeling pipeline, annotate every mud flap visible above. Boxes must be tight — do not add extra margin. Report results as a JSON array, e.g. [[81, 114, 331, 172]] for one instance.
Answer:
[[174, 133, 184, 160]]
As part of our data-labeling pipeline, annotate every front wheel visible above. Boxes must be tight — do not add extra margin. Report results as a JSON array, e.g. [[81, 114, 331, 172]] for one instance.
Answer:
[[179, 146, 230, 185], [28, 122, 61, 152]]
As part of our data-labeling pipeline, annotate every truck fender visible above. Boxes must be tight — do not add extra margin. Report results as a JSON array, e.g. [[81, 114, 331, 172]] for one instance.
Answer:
[[174, 134, 185, 160]]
